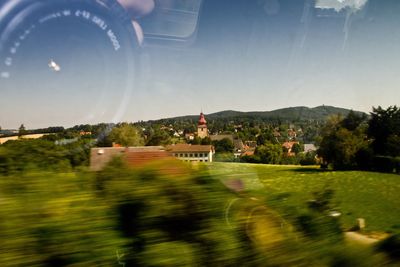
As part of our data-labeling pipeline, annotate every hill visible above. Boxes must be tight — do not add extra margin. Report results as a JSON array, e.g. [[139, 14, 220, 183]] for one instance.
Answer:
[[154, 106, 366, 124]]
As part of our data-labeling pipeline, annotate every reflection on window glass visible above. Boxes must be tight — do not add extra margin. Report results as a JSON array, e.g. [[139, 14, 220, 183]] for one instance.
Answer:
[[139, 0, 202, 38], [315, 0, 368, 12]]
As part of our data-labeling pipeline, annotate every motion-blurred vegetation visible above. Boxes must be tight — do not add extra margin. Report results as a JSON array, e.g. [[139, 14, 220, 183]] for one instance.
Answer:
[[0, 138, 91, 175], [0, 156, 397, 266]]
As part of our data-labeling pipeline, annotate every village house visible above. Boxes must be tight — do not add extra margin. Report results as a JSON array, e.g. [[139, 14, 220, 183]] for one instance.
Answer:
[[244, 141, 257, 149], [287, 129, 297, 140], [233, 139, 245, 158], [241, 141, 257, 157], [185, 133, 195, 141], [166, 144, 214, 162], [79, 131, 92, 136], [282, 141, 300, 157], [304, 144, 317, 153]]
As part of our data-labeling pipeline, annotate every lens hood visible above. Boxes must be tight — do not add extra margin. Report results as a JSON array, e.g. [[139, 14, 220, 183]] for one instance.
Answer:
[[0, 0, 139, 125]]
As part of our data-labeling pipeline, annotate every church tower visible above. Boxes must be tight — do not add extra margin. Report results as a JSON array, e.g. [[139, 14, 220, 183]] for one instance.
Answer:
[[197, 112, 208, 139]]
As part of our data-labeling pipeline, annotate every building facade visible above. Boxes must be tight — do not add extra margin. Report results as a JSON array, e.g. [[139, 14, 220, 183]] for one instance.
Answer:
[[167, 144, 214, 162]]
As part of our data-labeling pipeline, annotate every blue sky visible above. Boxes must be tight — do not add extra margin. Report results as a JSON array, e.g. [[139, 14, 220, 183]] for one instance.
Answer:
[[1, 0, 400, 129]]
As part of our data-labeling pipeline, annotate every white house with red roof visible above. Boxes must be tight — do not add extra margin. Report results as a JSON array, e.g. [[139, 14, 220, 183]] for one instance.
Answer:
[[167, 144, 214, 162]]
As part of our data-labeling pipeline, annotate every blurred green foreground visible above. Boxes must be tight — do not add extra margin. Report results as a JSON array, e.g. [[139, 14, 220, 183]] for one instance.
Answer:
[[0, 158, 399, 266]]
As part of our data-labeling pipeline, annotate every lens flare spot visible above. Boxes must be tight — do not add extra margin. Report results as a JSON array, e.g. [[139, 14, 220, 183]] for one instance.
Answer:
[[48, 59, 61, 72]]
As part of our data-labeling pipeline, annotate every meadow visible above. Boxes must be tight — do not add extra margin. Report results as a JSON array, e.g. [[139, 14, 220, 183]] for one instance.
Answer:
[[209, 163, 400, 234]]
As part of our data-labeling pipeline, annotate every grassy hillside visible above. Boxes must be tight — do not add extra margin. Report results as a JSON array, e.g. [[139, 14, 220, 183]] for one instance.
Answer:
[[209, 163, 400, 233]]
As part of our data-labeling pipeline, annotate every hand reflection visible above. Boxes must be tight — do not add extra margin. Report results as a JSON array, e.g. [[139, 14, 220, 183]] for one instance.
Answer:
[[117, 0, 155, 44]]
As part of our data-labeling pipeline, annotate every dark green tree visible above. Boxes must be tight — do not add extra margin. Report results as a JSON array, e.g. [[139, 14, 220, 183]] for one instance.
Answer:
[[291, 143, 303, 155], [317, 115, 368, 170], [190, 136, 202, 145], [340, 110, 367, 131], [368, 106, 400, 157], [201, 137, 212, 145], [255, 143, 282, 164], [212, 138, 234, 153], [146, 129, 171, 146], [108, 123, 144, 147]]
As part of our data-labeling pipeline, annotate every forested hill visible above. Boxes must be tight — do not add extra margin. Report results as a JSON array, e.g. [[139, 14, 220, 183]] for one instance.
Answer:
[[151, 106, 367, 124], [0, 106, 366, 135]]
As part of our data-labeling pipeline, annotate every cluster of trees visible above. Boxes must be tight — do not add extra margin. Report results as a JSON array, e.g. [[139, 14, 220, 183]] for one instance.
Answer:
[[0, 123, 159, 175], [317, 106, 400, 172], [95, 123, 144, 147], [0, 137, 93, 175], [107, 123, 144, 147], [0, 124, 66, 137], [241, 143, 315, 165], [99, 123, 174, 147]]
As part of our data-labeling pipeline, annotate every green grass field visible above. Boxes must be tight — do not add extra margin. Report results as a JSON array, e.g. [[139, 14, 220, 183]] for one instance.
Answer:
[[209, 163, 400, 233]]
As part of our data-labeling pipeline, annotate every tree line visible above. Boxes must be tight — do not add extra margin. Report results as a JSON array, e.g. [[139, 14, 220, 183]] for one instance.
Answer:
[[317, 106, 400, 173]]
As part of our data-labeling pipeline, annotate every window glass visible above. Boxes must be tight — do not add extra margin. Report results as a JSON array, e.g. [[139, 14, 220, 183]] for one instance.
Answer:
[[140, 0, 202, 38]]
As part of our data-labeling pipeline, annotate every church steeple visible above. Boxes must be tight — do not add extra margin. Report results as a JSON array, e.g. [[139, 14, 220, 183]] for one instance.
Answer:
[[197, 112, 208, 139]]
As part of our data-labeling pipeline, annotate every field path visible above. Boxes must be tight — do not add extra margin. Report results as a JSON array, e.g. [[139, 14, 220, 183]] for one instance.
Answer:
[[345, 232, 380, 245]]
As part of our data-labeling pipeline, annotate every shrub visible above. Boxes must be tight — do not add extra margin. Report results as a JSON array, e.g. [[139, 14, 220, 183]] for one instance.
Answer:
[[240, 155, 260, 163], [355, 147, 374, 171], [280, 155, 300, 165], [300, 152, 318, 166], [376, 234, 400, 261], [372, 156, 396, 173], [214, 152, 236, 162]]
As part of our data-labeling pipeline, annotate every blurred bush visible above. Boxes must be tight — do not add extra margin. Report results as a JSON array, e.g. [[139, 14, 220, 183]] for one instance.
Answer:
[[0, 171, 125, 266], [95, 159, 262, 266], [0, 139, 91, 175]]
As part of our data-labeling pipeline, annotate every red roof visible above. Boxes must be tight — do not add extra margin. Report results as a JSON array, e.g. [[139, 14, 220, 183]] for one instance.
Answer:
[[125, 151, 173, 166], [242, 150, 255, 156], [282, 141, 299, 149], [198, 112, 207, 125], [90, 147, 172, 171]]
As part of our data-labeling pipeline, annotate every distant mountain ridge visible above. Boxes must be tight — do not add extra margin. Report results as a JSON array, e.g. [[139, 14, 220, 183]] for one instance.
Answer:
[[156, 106, 367, 123]]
